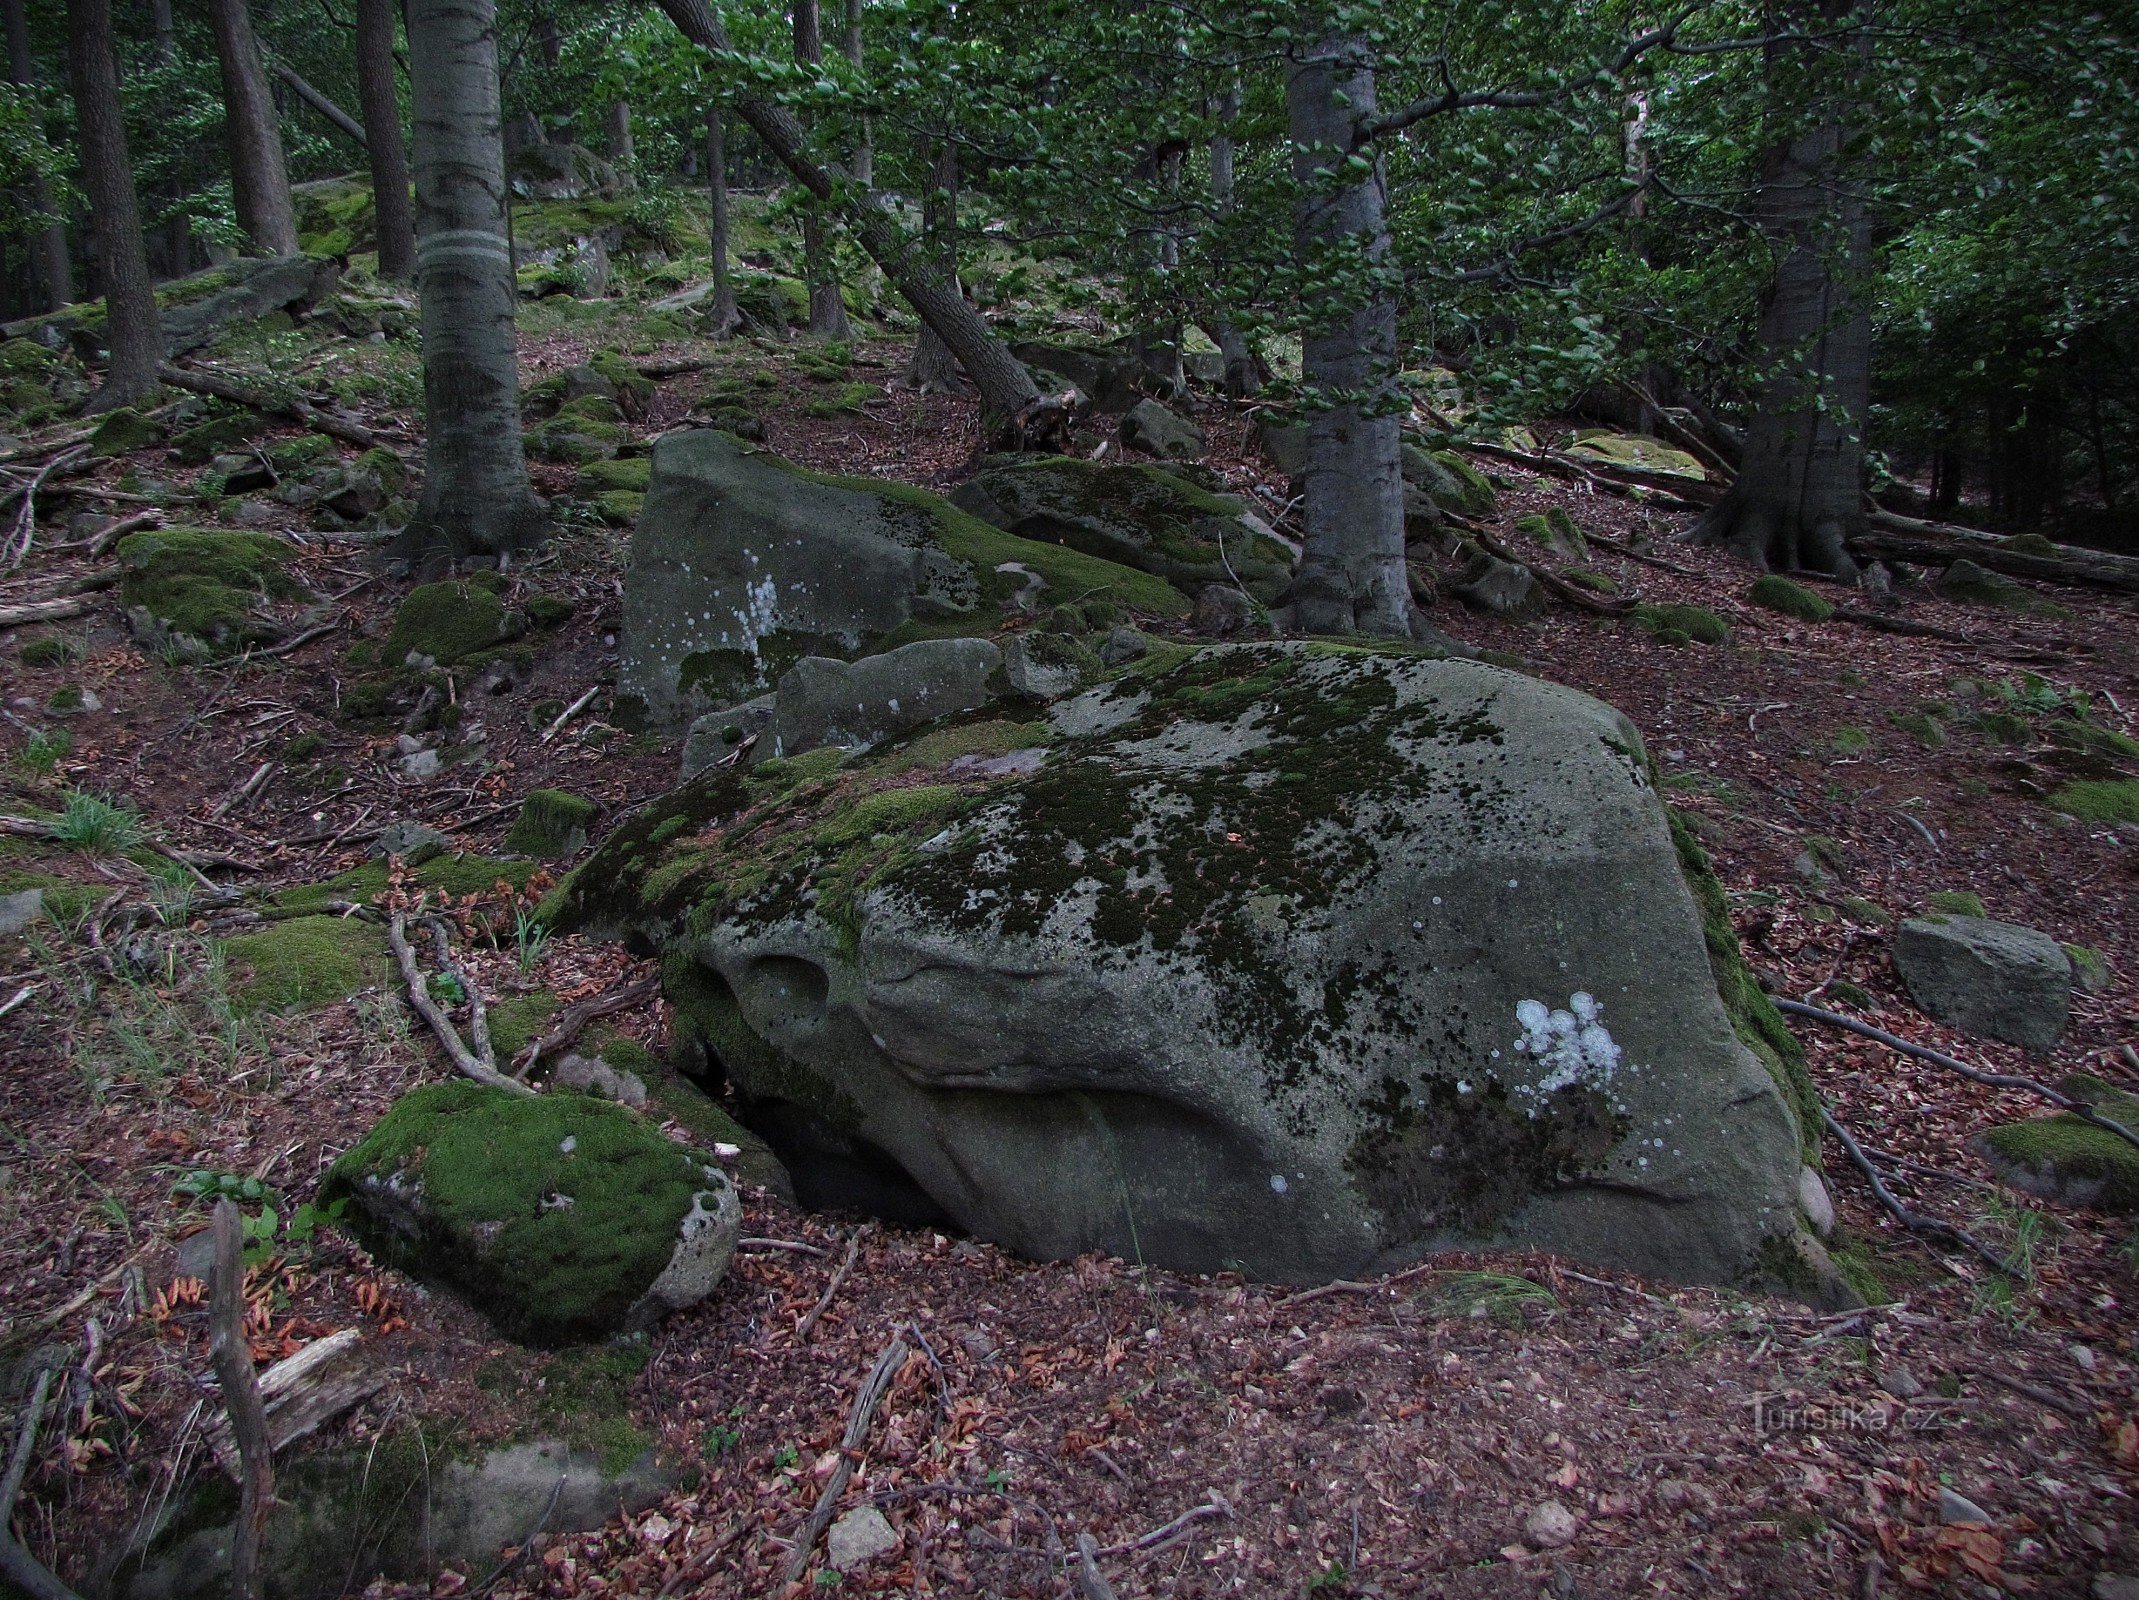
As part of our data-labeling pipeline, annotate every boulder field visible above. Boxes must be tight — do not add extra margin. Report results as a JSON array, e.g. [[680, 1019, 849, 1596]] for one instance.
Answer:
[[550, 641, 1842, 1299]]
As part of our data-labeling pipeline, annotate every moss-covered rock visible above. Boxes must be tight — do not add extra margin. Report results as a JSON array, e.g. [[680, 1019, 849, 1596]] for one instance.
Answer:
[[384, 580, 525, 666], [1565, 430, 1707, 480], [116, 527, 304, 658], [1747, 574, 1835, 622], [949, 457, 1293, 600], [322, 1080, 741, 1344], [576, 456, 651, 494], [556, 643, 1817, 1295], [1512, 509, 1586, 561], [171, 410, 269, 465], [1975, 1077, 2139, 1212], [1634, 602, 1732, 646], [1397, 443, 1497, 516], [506, 789, 599, 858], [1926, 890, 1986, 917], [222, 914, 389, 1014], [2050, 779, 2139, 825], [87, 406, 164, 457]]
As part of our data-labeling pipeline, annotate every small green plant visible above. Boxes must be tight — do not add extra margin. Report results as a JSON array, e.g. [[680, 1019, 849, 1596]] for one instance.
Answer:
[[1831, 725, 1871, 755], [428, 970, 468, 1006], [17, 727, 72, 776], [54, 790, 143, 856], [513, 906, 552, 972], [772, 1443, 799, 1471], [172, 1169, 276, 1207], [1423, 1270, 1559, 1324], [702, 1419, 743, 1459]]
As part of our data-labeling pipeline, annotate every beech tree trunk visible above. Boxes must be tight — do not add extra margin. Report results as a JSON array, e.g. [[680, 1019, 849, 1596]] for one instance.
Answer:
[[1279, 32, 1418, 640], [356, 0, 416, 280], [1687, 0, 1868, 576], [6, 0, 70, 309], [843, 0, 869, 187], [907, 139, 961, 392], [208, 0, 300, 256], [704, 105, 741, 337], [652, 0, 1039, 435], [606, 100, 636, 182], [1206, 79, 1262, 398], [792, 0, 852, 340], [68, 0, 161, 409], [398, 0, 548, 564]]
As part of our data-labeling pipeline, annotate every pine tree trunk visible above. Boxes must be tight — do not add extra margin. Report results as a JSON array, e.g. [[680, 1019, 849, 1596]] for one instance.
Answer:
[[1687, 1, 1867, 576], [844, 0, 870, 187], [1278, 32, 1416, 639], [6, 0, 70, 309], [356, 0, 415, 280], [705, 105, 741, 338], [792, 0, 852, 340], [207, 0, 300, 256], [67, 0, 161, 409], [398, 0, 548, 565], [653, 0, 1039, 435], [907, 139, 962, 392]]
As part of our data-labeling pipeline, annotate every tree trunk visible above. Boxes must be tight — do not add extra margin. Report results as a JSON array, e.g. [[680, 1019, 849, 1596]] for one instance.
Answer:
[[1278, 32, 1418, 640], [606, 100, 636, 183], [208, 0, 300, 256], [356, 0, 416, 280], [843, 0, 870, 186], [792, 0, 852, 340], [907, 138, 961, 392], [397, 0, 548, 565], [1206, 78, 1262, 398], [704, 105, 741, 338], [652, 0, 1039, 435], [273, 61, 368, 148], [148, 0, 193, 278], [67, 0, 161, 409], [6, 0, 70, 309], [1686, 0, 1868, 576]]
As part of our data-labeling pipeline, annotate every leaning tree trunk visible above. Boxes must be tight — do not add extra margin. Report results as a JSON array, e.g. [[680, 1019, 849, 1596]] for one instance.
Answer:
[[68, 0, 161, 409], [792, 0, 852, 340], [397, 0, 548, 565], [653, 0, 1040, 436], [907, 138, 962, 393], [1278, 32, 1419, 640], [1687, 0, 1868, 577], [356, 0, 416, 280], [207, 0, 300, 256], [6, 0, 70, 308], [704, 106, 742, 338]]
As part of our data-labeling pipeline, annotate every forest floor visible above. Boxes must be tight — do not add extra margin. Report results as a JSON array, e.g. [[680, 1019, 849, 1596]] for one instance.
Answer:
[[2, 302, 2137, 1600]]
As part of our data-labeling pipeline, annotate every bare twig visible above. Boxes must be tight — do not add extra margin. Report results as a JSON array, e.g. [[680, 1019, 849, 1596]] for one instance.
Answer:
[[737, 1237, 830, 1258], [423, 916, 493, 1071], [1818, 1105, 2020, 1279], [212, 762, 275, 820], [1976, 1369, 2092, 1420], [1777, 999, 2139, 1153], [1073, 1533, 1122, 1600], [3, 446, 87, 569], [2, 1368, 54, 1525], [797, 1224, 873, 1342], [81, 509, 160, 558], [510, 972, 660, 1077], [385, 914, 533, 1095], [781, 1333, 911, 1585], [209, 1201, 275, 1600], [540, 686, 600, 743], [248, 615, 346, 659]]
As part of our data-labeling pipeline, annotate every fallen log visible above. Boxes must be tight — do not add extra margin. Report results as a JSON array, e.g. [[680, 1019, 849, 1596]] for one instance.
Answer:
[[1465, 439, 1719, 512], [156, 364, 381, 450], [203, 1327, 384, 1476], [1856, 514, 2139, 594]]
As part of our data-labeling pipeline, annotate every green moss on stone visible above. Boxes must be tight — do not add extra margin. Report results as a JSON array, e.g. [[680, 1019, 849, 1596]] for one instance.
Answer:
[[577, 456, 651, 494], [322, 1081, 715, 1344], [222, 915, 389, 1014], [1635, 603, 1732, 646], [1979, 1112, 2139, 1212], [88, 406, 163, 457], [487, 991, 561, 1059], [506, 789, 599, 859], [1926, 890, 1986, 917], [2050, 779, 2139, 825], [116, 527, 301, 653], [19, 637, 67, 667], [384, 580, 519, 665], [1747, 574, 1835, 622], [1888, 711, 1946, 749]]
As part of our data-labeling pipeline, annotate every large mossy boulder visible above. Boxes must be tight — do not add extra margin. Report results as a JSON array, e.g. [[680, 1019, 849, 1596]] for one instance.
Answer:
[[618, 429, 1189, 730], [159, 254, 341, 356], [1974, 1075, 2139, 1213], [1893, 913, 2072, 1052], [116, 527, 305, 658], [949, 457, 1295, 601], [323, 1081, 741, 1345], [548, 643, 1829, 1295]]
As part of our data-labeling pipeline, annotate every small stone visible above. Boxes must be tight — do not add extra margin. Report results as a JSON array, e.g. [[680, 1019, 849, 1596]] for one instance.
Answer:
[[174, 1228, 215, 1281], [1893, 913, 2072, 1053], [1191, 583, 1255, 637], [1099, 625, 1151, 665], [1938, 1487, 1991, 1526], [1524, 1499, 1578, 1550], [370, 819, 451, 865], [399, 748, 443, 782], [1118, 398, 1204, 460], [0, 888, 46, 937], [2073, 1344, 2097, 1373], [826, 1505, 899, 1571], [1797, 1165, 1835, 1239], [554, 1053, 649, 1110], [1879, 1366, 1923, 1401]]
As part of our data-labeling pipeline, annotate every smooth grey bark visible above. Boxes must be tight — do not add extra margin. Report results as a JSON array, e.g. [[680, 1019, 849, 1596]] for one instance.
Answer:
[[906, 138, 960, 392], [606, 100, 636, 182], [704, 105, 742, 337], [1206, 78, 1262, 397], [1687, 0, 1867, 576], [1278, 33, 1417, 639], [68, 0, 161, 409], [357, 0, 416, 280], [792, 0, 852, 339], [652, 0, 1040, 435], [208, 0, 300, 256], [398, 0, 548, 564], [843, 0, 869, 187], [6, 0, 70, 309]]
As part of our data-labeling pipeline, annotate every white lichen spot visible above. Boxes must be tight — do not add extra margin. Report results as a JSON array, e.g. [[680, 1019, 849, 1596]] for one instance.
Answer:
[[559, 1135, 578, 1155], [1510, 991, 1625, 1106], [1270, 1174, 1289, 1195]]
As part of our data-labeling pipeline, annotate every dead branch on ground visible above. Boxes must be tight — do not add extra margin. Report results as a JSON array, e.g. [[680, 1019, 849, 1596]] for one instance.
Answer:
[[385, 913, 533, 1095], [209, 1200, 276, 1600], [782, 1333, 911, 1585]]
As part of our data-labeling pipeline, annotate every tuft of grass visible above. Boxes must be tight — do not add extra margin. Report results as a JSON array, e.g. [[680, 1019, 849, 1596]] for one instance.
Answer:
[[1830, 725, 1871, 756], [17, 727, 72, 777], [53, 791, 143, 856]]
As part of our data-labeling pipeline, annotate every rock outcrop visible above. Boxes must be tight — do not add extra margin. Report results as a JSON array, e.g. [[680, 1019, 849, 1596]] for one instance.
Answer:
[[617, 430, 1186, 730], [548, 643, 1829, 1295]]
